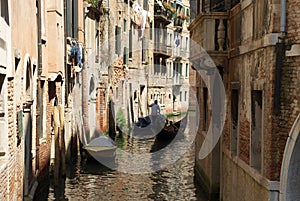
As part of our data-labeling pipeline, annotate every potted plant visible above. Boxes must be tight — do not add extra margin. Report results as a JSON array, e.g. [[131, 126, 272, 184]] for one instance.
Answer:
[[177, 13, 188, 20], [162, 1, 176, 14]]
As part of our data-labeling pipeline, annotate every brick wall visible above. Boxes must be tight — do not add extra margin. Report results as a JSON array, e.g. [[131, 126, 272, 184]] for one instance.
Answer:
[[269, 56, 300, 181], [267, 0, 300, 181], [0, 79, 24, 200], [224, 46, 278, 176], [38, 88, 50, 181], [97, 85, 108, 132], [286, 0, 300, 42]]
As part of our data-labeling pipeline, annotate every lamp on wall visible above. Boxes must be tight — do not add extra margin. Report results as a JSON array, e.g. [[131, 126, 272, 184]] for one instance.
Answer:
[[14, 49, 21, 60]]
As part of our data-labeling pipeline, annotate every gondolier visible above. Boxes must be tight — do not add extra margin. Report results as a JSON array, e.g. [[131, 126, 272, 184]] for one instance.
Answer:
[[149, 100, 160, 123]]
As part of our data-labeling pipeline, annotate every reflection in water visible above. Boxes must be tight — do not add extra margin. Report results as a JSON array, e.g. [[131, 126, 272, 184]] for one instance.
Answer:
[[35, 128, 208, 201]]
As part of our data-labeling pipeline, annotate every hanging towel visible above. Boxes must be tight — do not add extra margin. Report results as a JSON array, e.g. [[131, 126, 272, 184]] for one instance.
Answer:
[[175, 35, 180, 47], [76, 43, 83, 68], [141, 10, 148, 30]]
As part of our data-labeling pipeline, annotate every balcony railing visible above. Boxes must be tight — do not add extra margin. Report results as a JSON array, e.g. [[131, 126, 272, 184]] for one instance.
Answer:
[[190, 12, 228, 59], [154, 42, 171, 56], [154, 3, 173, 23]]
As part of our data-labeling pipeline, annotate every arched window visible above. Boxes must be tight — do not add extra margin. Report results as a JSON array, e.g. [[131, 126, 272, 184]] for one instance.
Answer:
[[25, 60, 32, 101], [0, 0, 10, 25]]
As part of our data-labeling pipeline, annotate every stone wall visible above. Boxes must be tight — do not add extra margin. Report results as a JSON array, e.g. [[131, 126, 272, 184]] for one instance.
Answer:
[[222, 153, 270, 201]]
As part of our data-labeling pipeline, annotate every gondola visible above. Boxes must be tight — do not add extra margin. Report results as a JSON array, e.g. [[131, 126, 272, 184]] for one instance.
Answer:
[[132, 114, 187, 140], [156, 115, 187, 140], [132, 114, 166, 139]]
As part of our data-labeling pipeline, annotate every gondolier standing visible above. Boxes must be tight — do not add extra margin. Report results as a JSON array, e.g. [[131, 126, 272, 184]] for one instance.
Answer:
[[149, 100, 160, 124]]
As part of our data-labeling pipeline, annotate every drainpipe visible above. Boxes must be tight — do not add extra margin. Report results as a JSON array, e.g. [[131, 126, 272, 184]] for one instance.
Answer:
[[280, 0, 287, 33], [274, 0, 287, 115], [37, 0, 42, 174], [64, 0, 68, 108]]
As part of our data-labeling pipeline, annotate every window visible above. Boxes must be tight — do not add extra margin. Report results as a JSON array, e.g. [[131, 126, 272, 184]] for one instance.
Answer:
[[115, 26, 121, 56], [123, 19, 126, 32], [122, 80, 125, 104], [154, 57, 160, 75], [189, 0, 198, 19], [161, 59, 166, 75], [184, 91, 187, 102], [181, 35, 183, 49], [25, 61, 32, 101], [160, 93, 164, 104], [123, 47, 129, 65], [143, 0, 148, 10], [185, 63, 189, 78], [231, 89, 239, 155], [129, 83, 132, 93], [129, 29, 132, 58], [210, 0, 225, 12], [95, 30, 100, 63], [186, 8, 190, 23], [169, 62, 173, 78], [180, 92, 182, 101], [0, 0, 9, 25], [251, 90, 263, 172], [180, 63, 183, 77], [150, 22, 153, 40], [186, 37, 189, 51]]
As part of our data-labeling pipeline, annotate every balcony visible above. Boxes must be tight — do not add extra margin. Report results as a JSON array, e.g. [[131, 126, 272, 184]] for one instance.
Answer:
[[189, 12, 228, 67], [154, 42, 171, 57], [154, 3, 173, 25], [173, 13, 189, 29]]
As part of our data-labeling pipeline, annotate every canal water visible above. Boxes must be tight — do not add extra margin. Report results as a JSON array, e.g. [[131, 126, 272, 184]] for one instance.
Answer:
[[35, 118, 207, 200]]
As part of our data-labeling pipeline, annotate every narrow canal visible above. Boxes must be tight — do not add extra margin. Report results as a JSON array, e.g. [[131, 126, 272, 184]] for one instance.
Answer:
[[35, 116, 207, 200]]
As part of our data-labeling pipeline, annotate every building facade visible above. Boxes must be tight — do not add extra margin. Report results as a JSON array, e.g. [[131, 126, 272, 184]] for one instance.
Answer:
[[190, 0, 300, 201], [0, 0, 84, 200]]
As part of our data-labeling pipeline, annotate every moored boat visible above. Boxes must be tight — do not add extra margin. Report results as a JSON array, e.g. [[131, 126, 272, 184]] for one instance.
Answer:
[[83, 136, 117, 159]]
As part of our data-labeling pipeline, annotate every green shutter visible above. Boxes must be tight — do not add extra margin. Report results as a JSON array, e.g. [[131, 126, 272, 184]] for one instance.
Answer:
[[123, 19, 126, 32]]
